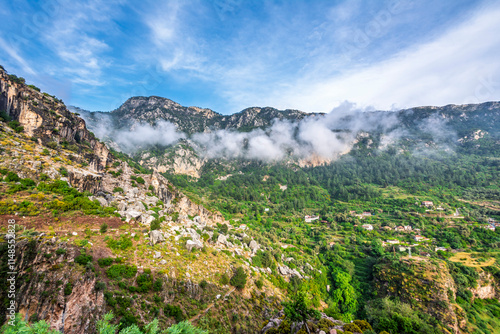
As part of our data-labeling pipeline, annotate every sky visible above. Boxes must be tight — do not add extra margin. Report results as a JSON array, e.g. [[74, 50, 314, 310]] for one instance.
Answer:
[[0, 0, 499, 114]]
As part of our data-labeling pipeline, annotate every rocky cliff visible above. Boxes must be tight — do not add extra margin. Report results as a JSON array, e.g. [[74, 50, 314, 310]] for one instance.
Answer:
[[2, 237, 105, 333], [0, 68, 111, 171]]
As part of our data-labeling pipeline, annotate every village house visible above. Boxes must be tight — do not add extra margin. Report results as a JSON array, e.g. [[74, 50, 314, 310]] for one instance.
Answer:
[[362, 212, 372, 217], [435, 247, 447, 252], [394, 226, 405, 232], [414, 235, 429, 242], [362, 224, 373, 231], [386, 239, 400, 245], [403, 225, 412, 231], [421, 201, 434, 207], [382, 226, 392, 231], [304, 215, 319, 223]]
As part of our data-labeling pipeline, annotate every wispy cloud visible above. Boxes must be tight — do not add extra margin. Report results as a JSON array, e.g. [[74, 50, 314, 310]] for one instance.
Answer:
[[0, 37, 36, 75]]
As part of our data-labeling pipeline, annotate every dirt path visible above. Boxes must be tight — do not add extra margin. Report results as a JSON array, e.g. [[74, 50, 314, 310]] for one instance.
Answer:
[[189, 287, 236, 322]]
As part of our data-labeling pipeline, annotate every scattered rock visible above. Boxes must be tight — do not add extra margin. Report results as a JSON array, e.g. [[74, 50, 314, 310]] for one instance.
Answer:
[[149, 230, 165, 245], [186, 239, 203, 252], [249, 240, 259, 253]]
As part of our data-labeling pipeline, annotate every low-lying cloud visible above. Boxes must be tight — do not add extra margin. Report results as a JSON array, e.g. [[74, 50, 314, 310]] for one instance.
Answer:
[[79, 101, 453, 162]]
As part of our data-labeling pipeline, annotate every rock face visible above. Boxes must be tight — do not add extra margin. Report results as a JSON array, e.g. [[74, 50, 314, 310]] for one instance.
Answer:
[[0, 68, 112, 171], [9, 238, 105, 333], [372, 257, 492, 334]]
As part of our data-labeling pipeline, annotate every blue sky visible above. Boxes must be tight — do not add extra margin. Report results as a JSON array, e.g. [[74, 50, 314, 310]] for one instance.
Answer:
[[1, 0, 499, 114]]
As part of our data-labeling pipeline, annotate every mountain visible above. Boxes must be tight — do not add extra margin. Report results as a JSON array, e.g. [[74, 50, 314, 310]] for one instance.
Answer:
[[75, 96, 500, 179], [1, 65, 500, 334], [76, 96, 313, 134]]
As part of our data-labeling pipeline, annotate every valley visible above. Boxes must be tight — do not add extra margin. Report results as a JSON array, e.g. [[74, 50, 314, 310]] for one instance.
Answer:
[[0, 65, 500, 334]]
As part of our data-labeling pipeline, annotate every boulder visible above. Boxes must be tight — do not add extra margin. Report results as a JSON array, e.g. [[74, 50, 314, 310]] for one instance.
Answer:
[[186, 239, 203, 252], [149, 230, 165, 245], [117, 202, 127, 211], [142, 215, 156, 226], [159, 260, 167, 265], [125, 210, 142, 222], [153, 251, 162, 259], [249, 240, 259, 253], [186, 228, 200, 240], [217, 234, 227, 245]]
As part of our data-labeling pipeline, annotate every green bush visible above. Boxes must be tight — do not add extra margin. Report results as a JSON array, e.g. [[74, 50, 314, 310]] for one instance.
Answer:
[[64, 282, 73, 295], [100, 223, 108, 233], [343, 323, 362, 333], [113, 187, 124, 193], [150, 219, 161, 231], [8, 120, 23, 133], [106, 264, 137, 280], [255, 278, 264, 289], [98, 257, 114, 267], [164, 304, 185, 322], [4, 171, 20, 182], [153, 279, 163, 292], [230, 267, 247, 289], [74, 253, 92, 266], [59, 167, 68, 177], [55, 248, 67, 255], [220, 273, 229, 285], [95, 282, 106, 291], [107, 235, 133, 250]]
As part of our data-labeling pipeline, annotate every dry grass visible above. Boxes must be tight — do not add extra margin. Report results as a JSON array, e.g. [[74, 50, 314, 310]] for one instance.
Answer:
[[449, 252, 496, 267]]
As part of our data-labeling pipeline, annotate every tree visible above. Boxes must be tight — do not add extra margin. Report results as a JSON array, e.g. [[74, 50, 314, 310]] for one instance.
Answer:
[[330, 271, 358, 321], [165, 321, 208, 334], [283, 292, 320, 334], [0, 314, 60, 334], [230, 267, 247, 289]]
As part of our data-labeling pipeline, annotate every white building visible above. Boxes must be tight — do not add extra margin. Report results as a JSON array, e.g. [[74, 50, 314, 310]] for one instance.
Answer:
[[305, 215, 319, 223]]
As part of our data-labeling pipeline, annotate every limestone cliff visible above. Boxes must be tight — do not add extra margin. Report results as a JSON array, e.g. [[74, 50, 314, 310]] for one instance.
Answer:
[[7, 238, 105, 333], [0, 68, 111, 171]]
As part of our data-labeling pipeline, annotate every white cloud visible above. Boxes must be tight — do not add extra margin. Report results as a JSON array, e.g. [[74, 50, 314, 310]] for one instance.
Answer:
[[243, 3, 500, 112]]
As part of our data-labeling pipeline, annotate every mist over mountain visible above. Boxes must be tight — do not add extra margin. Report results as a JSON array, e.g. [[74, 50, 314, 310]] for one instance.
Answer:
[[73, 97, 500, 166]]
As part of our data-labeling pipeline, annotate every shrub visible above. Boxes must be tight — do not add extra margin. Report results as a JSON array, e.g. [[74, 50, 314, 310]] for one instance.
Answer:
[[255, 278, 264, 289], [343, 323, 362, 333], [100, 223, 108, 233], [165, 321, 208, 334], [150, 219, 161, 231], [136, 177, 145, 184], [113, 187, 124, 193], [230, 267, 247, 289], [74, 253, 92, 266], [353, 320, 372, 331], [107, 235, 133, 250], [153, 279, 163, 292], [219, 273, 230, 286], [199, 280, 208, 290], [8, 120, 23, 133], [59, 167, 68, 177], [64, 282, 73, 295], [95, 282, 106, 291], [106, 264, 137, 279], [164, 304, 185, 322], [98, 257, 114, 267], [55, 248, 66, 255], [136, 273, 153, 293], [46, 141, 57, 149], [4, 171, 20, 182]]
